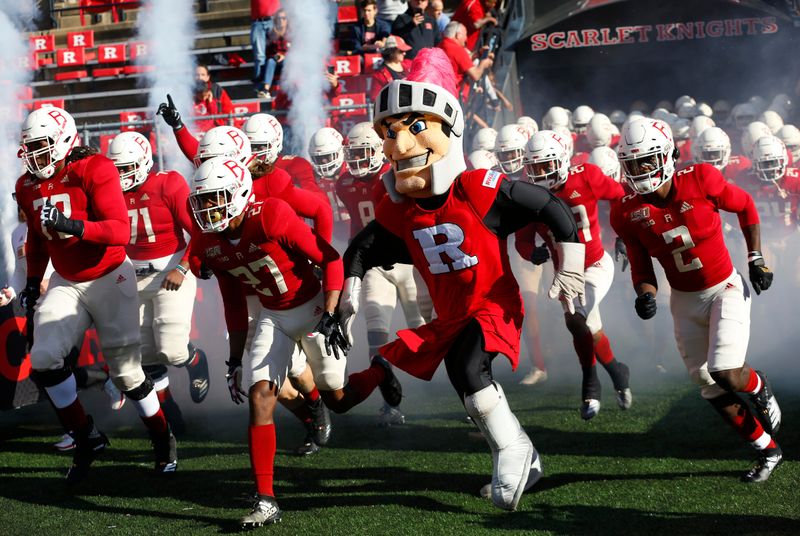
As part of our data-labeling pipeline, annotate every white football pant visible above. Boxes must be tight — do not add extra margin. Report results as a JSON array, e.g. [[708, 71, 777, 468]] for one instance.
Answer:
[[560, 250, 614, 334], [137, 268, 196, 367]]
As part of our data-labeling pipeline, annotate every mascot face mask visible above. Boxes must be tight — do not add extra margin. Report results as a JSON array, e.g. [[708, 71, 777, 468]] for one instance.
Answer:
[[378, 112, 451, 198]]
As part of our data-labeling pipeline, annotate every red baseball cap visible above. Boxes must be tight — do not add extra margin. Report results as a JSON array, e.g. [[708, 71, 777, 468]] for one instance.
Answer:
[[383, 35, 412, 52]]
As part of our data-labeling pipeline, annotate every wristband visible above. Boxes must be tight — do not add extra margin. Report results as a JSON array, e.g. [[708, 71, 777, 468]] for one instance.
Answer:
[[747, 251, 763, 263], [175, 264, 189, 276]]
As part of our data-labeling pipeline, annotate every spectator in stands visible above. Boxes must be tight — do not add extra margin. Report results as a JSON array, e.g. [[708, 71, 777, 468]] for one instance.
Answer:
[[258, 8, 291, 101], [391, 0, 439, 59], [438, 21, 492, 89], [377, 0, 408, 24], [250, 0, 281, 96], [427, 0, 450, 34], [194, 63, 234, 131], [369, 35, 412, 102], [452, 0, 498, 51], [353, 0, 391, 55]]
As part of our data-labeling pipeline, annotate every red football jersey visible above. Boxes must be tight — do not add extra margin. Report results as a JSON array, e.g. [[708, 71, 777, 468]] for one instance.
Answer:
[[610, 163, 759, 292], [315, 172, 350, 223], [728, 166, 800, 234], [517, 163, 623, 268], [16, 154, 129, 282], [570, 152, 589, 167], [123, 171, 193, 261], [252, 166, 333, 241], [721, 155, 752, 182], [376, 169, 523, 380], [335, 163, 390, 238], [275, 154, 329, 204], [189, 198, 343, 331]]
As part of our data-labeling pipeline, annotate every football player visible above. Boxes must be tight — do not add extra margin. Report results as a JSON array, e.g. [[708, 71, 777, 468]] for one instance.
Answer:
[[335, 122, 433, 425], [339, 49, 586, 511], [107, 131, 210, 434], [308, 126, 350, 227], [611, 118, 783, 483], [15, 107, 176, 482], [189, 157, 400, 527], [522, 130, 632, 419], [493, 124, 527, 179]]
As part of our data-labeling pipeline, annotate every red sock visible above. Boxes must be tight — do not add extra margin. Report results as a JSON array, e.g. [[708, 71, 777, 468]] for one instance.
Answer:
[[741, 369, 762, 394], [249, 424, 276, 497], [346, 363, 386, 404], [594, 333, 615, 366], [140, 407, 169, 437], [304, 387, 320, 403], [710, 394, 776, 451], [55, 399, 90, 436], [156, 387, 172, 405], [572, 331, 596, 368]]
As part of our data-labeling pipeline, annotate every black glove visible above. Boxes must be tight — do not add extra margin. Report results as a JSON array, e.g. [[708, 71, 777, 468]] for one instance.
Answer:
[[614, 236, 628, 272], [635, 292, 657, 320], [41, 200, 84, 238], [19, 277, 41, 312], [530, 245, 550, 266], [157, 93, 183, 129], [198, 262, 213, 280], [314, 311, 350, 360], [748, 253, 773, 295]]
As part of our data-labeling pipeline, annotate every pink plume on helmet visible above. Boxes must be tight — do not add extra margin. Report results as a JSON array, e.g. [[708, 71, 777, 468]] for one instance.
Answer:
[[406, 47, 458, 98]]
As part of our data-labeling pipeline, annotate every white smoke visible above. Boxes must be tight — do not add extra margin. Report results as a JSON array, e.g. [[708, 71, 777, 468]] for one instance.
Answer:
[[0, 3, 37, 284], [135, 0, 196, 176], [283, 0, 334, 156]]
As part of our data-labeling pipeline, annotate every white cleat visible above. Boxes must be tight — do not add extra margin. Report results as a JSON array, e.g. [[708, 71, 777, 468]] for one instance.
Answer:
[[378, 403, 405, 426], [520, 368, 548, 386], [581, 399, 601, 421], [103, 378, 126, 411], [54, 432, 76, 451], [481, 446, 543, 499], [615, 388, 633, 410]]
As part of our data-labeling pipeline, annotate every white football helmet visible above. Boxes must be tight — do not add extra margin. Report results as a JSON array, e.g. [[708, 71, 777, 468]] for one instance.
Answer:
[[693, 127, 731, 170], [587, 146, 621, 182], [676, 102, 697, 120], [572, 105, 594, 133], [586, 114, 613, 148], [541, 106, 571, 130], [107, 131, 154, 191], [308, 127, 344, 179], [672, 118, 691, 141], [732, 103, 757, 130], [741, 121, 773, 157], [494, 124, 528, 174], [749, 95, 767, 114], [553, 125, 574, 158], [20, 106, 78, 179], [617, 118, 677, 194], [696, 102, 713, 118], [759, 110, 784, 134], [751, 135, 787, 183], [472, 127, 498, 151], [194, 126, 252, 168], [651, 108, 672, 124], [344, 122, 384, 178], [516, 116, 539, 139], [609, 110, 627, 128], [655, 100, 674, 112], [674, 95, 696, 110], [523, 130, 571, 189], [243, 113, 283, 164], [689, 115, 716, 140], [189, 156, 254, 233], [777, 124, 800, 162], [468, 149, 498, 170]]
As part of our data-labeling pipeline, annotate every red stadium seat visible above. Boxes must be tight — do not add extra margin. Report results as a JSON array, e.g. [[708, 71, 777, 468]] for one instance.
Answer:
[[99, 134, 117, 155], [120, 111, 147, 131], [123, 65, 154, 74], [79, 0, 120, 26], [54, 70, 88, 81], [93, 67, 124, 77], [338, 74, 369, 94], [34, 99, 66, 109], [67, 30, 95, 48], [231, 100, 261, 128], [330, 55, 361, 77], [362, 53, 382, 74], [337, 6, 358, 23]]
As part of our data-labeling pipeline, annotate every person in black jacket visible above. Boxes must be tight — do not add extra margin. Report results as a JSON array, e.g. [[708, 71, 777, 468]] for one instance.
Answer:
[[391, 0, 439, 58], [353, 0, 392, 55]]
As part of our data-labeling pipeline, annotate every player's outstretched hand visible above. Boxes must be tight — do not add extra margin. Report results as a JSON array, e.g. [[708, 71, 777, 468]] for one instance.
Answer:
[[614, 236, 628, 272], [548, 242, 586, 314], [225, 360, 247, 404], [748, 252, 773, 295], [157, 94, 183, 129], [337, 277, 361, 347], [530, 245, 550, 265], [0, 287, 16, 307], [314, 312, 350, 360], [635, 292, 657, 319]]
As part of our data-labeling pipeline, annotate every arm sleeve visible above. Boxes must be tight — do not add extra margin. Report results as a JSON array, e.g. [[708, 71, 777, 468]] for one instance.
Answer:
[[81, 157, 132, 246], [701, 164, 760, 227], [270, 202, 343, 292], [489, 180, 579, 242], [276, 181, 334, 242], [343, 220, 413, 279], [164, 173, 194, 262], [513, 224, 536, 261], [174, 125, 199, 162], [216, 270, 248, 332]]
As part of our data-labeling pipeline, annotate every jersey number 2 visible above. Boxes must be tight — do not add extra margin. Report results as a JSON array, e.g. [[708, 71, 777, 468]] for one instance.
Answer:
[[662, 225, 702, 272]]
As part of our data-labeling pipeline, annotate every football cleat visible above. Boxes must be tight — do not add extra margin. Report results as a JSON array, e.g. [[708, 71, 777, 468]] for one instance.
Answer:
[[54, 432, 76, 452], [240, 495, 282, 528], [581, 399, 601, 421], [152, 429, 178, 474], [742, 445, 783, 483], [103, 378, 126, 410], [66, 417, 109, 484], [480, 447, 543, 499], [581, 367, 602, 420], [520, 368, 548, 386], [185, 344, 210, 403], [295, 430, 321, 456], [371, 355, 403, 408], [308, 398, 332, 446], [609, 361, 633, 410], [749, 370, 781, 435], [378, 402, 406, 427]]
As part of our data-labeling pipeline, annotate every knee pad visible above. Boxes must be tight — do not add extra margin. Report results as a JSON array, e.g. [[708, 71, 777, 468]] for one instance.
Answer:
[[30, 366, 72, 388], [123, 376, 154, 401], [464, 382, 521, 451]]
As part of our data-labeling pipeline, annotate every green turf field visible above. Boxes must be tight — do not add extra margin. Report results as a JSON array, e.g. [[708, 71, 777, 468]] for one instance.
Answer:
[[1, 378, 797, 535]]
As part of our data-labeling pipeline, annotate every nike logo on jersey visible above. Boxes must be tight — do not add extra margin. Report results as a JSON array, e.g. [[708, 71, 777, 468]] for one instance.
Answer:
[[680, 202, 693, 213], [569, 190, 581, 199]]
